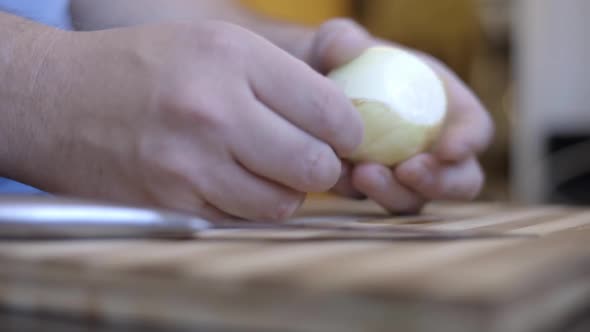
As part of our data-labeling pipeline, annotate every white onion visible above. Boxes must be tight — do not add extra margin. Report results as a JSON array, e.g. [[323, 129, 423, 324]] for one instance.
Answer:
[[328, 46, 448, 166]]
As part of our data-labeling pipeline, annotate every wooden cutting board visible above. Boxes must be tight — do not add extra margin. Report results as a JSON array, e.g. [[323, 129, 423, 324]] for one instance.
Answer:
[[1, 197, 590, 332]]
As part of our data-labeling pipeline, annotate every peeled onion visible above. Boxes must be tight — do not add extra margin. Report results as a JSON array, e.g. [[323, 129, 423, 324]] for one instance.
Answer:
[[327, 46, 448, 166]]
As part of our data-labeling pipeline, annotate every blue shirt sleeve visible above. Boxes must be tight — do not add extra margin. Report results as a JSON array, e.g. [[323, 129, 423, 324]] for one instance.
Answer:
[[0, 0, 72, 29]]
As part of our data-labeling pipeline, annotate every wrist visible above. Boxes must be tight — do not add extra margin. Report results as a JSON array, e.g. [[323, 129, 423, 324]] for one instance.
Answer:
[[0, 14, 73, 189]]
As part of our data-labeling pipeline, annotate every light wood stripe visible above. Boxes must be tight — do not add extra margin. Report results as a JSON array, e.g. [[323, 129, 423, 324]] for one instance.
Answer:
[[469, 210, 577, 233], [0, 240, 150, 261], [424, 201, 506, 217], [511, 211, 590, 235], [197, 229, 339, 240], [192, 241, 416, 284], [182, 242, 387, 280], [288, 239, 525, 292], [361, 214, 444, 225], [79, 242, 260, 271], [405, 229, 590, 299], [288, 216, 375, 225], [423, 207, 567, 231], [288, 216, 443, 227], [112, 242, 267, 275]]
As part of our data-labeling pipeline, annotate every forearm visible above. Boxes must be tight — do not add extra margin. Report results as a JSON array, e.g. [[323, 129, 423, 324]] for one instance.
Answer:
[[69, 0, 314, 61], [0, 12, 66, 185]]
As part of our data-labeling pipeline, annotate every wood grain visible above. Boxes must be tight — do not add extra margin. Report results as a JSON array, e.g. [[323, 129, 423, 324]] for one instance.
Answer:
[[1, 197, 589, 332]]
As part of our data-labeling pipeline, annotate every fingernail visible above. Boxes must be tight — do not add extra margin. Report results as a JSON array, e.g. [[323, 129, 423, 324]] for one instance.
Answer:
[[276, 197, 305, 221]]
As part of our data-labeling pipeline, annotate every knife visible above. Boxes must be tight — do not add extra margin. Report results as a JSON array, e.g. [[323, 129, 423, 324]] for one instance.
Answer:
[[0, 196, 532, 241], [0, 195, 211, 239]]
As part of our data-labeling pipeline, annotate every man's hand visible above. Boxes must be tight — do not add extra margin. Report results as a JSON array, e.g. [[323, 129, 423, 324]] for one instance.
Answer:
[[3, 2, 492, 219], [304, 19, 494, 214], [9, 20, 363, 220]]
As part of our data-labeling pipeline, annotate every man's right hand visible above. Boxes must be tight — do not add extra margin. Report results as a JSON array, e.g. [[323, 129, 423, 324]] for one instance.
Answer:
[[9, 21, 363, 220]]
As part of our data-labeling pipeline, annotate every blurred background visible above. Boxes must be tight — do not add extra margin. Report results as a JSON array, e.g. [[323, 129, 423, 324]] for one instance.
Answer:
[[241, 0, 590, 206]]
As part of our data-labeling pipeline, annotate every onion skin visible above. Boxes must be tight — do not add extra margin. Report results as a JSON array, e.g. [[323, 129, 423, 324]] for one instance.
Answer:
[[327, 46, 448, 166], [348, 99, 444, 166]]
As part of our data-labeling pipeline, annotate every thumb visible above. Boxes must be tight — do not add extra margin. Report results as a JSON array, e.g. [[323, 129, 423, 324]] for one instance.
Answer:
[[310, 18, 377, 73]]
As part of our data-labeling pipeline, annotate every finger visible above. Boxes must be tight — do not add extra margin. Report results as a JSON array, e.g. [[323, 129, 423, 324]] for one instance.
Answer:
[[307, 19, 494, 161], [247, 36, 363, 158], [352, 163, 425, 214], [309, 18, 375, 72], [200, 160, 306, 221], [123, 185, 234, 222], [395, 154, 484, 201], [158, 194, 233, 222], [412, 53, 494, 162], [131, 163, 235, 222], [230, 99, 342, 193], [330, 162, 366, 199], [434, 108, 494, 162], [185, 201, 235, 222], [193, 202, 234, 222]]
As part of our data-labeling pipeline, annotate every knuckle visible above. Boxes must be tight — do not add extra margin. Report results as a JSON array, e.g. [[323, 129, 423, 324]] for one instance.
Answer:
[[318, 18, 366, 39], [167, 22, 244, 60], [310, 83, 363, 154], [200, 24, 245, 59], [300, 143, 341, 191], [160, 86, 228, 130], [309, 85, 341, 132], [312, 18, 368, 71]]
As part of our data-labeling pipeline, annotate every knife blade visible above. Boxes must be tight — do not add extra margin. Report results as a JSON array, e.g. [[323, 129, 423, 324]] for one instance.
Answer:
[[0, 196, 533, 241], [0, 195, 209, 239]]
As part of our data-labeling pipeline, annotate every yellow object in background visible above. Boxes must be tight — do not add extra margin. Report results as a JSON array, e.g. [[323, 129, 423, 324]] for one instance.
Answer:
[[240, 0, 351, 26], [359, 0, 481, 82]]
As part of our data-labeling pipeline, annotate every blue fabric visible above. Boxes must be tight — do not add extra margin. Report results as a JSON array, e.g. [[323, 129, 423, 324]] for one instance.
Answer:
[[1, 0, 72, 193], [0, 178, 45, 194], [0, 0, 72, 29]]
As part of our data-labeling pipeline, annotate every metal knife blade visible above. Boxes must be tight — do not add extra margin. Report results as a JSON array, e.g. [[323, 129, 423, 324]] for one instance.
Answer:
[[0, 196, 533, 241]]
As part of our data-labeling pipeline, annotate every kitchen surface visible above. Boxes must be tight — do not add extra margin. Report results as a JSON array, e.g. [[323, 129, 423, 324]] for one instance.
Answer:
[[2, 1, 590, 331], [2, 196, 590, 332]]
